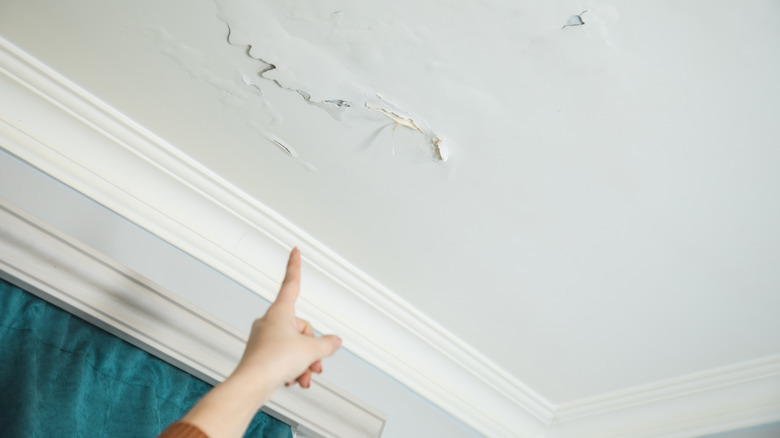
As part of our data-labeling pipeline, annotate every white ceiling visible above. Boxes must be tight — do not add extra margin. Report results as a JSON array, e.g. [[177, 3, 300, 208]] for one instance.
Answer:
[[2, 0, 779, 411]]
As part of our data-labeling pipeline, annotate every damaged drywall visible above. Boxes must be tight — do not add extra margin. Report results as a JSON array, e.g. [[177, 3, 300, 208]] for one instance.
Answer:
[[562, 11, 588, 29], [224, 23, 447, 161], [365, 94, 447, 161], [145, 26, 287, 130], [146, 27, 254, 104], [145, 26, 338, 168], [561, 6, 621, 47], [232, 47, 354, 121], [214, 1, 449, 162], [264, 134, 318, 172], [147, 1, 627, 168], [298, 90, 352, 121]]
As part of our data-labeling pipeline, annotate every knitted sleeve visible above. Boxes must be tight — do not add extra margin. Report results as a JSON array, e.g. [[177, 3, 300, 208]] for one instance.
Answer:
[[158, 422, 209, 438]]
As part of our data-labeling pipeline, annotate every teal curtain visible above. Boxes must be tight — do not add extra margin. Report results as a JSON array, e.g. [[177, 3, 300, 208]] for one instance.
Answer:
[[0, 277, 292, 438]]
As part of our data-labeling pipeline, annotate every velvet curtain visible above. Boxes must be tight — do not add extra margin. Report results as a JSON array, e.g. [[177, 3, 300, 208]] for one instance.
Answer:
[[0, 277, 291, 438]]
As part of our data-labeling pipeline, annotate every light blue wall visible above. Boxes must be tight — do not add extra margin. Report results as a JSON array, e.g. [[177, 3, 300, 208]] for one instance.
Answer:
[[699, 421, 780, 438]]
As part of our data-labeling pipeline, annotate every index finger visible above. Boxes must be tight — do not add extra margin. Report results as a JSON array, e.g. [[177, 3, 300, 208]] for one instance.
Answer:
[[274, 247, 301, 307]]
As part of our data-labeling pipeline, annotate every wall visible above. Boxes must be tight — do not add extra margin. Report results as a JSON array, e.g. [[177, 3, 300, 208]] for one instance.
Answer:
[[0, 148, 482, 438], [700, 422, 780, 438]]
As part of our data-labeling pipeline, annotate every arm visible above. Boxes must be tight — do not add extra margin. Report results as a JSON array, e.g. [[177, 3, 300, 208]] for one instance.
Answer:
[[165, 248, 342, 438]]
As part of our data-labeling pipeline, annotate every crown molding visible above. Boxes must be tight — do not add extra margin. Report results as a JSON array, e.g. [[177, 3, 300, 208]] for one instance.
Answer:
[[0, 36, 552, 437], [549, 355, 780, 437], [554, 354, 780, 423], [0, 198, 386, 438]]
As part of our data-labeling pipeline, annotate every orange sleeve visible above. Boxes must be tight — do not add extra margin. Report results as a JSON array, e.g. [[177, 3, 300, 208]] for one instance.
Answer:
[[158, 422, 209, 438]]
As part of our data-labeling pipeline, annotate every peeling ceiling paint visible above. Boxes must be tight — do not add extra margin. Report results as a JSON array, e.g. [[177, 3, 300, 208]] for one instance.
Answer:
[[217, 2, 451, 163], [1, 0, 780, 407]]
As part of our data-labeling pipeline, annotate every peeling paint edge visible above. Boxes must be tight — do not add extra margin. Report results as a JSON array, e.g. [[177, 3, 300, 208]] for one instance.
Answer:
[[366, 95, 448, 162], [220, 19, 448, 163], [263, 133, 318, 172]]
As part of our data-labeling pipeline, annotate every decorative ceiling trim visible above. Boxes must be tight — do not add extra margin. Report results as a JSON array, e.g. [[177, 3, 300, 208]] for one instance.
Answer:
[[549, 355, 780, 437], [555, 354, 780, 423], [0, 198, 386, 438], [0, 37, 551, 437]]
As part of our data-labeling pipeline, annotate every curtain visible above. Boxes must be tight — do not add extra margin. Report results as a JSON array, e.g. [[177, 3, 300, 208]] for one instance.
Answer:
[[0, 277, 292, 438]]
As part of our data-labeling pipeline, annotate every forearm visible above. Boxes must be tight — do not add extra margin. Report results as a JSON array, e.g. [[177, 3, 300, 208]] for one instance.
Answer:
[[180, 370, 276, 438], [161, 249, 340, 438]]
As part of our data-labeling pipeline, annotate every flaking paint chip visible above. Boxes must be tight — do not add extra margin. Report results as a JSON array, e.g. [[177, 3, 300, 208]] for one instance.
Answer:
[[562, 10, 588, 29], [366, 94, 448, 162]]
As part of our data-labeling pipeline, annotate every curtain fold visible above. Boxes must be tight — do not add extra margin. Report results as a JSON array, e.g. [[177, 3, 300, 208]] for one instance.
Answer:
[[0, 277, 292, 438]]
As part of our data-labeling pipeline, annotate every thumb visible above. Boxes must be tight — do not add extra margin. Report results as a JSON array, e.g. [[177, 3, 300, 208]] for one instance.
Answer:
[[309, 334, 342, 361]]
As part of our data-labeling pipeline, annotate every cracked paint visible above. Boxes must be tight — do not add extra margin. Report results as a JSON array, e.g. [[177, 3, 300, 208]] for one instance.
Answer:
[[152, 1, 625, 167], [215, 2, 449, 163], [562, 11, 588, 29], [559, 6, 622, 47], [365, 94, 447, 161], [146, 27, 247, 103], [241, 73, 266, 96], [264, 134, 318, 172], [297, 90, 352, 121], [225, 24, 355, 122], [145, 25, 285, 131]]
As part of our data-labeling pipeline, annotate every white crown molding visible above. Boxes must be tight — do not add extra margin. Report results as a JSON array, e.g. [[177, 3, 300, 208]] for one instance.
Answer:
[[548, 356, 780, 437], [554, 354, 780, 423], [0, 36, 552, 437], [0, 198, 386, 438], [612, 403, 780, 438]]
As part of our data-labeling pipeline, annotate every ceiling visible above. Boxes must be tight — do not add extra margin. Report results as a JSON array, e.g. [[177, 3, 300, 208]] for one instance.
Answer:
[[2, 0, 779, 428]]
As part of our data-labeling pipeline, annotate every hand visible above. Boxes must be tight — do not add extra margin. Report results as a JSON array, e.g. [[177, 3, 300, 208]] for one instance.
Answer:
[[232, 247, 342, 390], [175, 248, 341, 438]]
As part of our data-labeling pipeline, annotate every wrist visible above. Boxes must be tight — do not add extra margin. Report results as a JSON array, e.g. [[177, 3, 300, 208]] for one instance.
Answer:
[[227, 366, 280, 407]]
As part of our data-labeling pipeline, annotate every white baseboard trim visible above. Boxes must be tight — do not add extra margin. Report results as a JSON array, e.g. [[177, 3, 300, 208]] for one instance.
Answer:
[[0, 198, 386, 438], [0, 36, 551, 437]]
